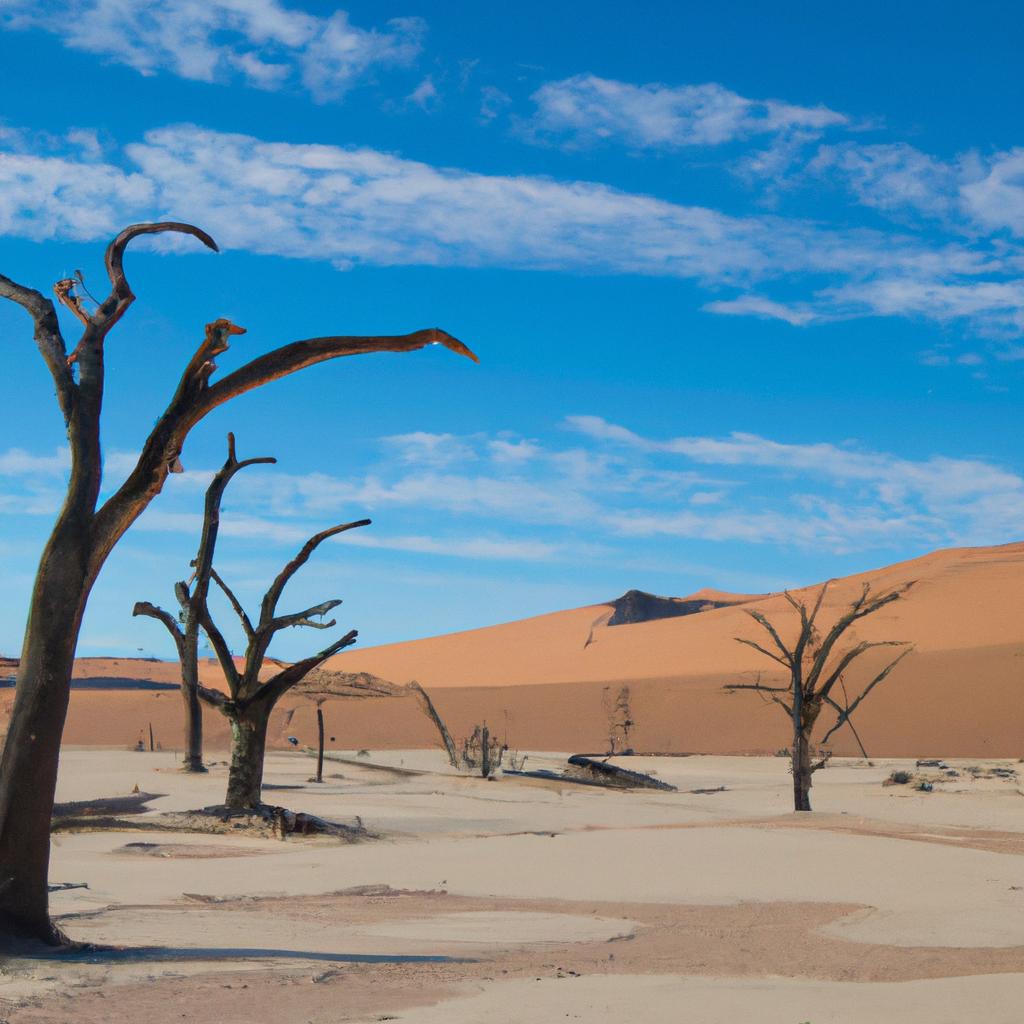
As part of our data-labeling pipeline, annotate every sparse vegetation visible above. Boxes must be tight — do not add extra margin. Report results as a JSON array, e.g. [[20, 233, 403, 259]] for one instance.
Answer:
[[726, 581, 914, 812]]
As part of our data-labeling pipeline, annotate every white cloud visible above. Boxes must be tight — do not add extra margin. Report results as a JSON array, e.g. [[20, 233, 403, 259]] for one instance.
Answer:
[[0, 122, 1021, 337], [406, 75, 439, 111], [961, 148, 1024, 237], [3, 420, 1023, 564], [703, 294, 819, 326], [0, 1, 423, 102], [0, 447, 70, 475], [381, 431, 478, 467], [526, 74, 847, 149], [808, 142, 963, 218]]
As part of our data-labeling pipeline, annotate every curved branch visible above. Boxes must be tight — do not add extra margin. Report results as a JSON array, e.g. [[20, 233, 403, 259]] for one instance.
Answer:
[[132, 600, 184, 649], [0, 272, 75, 421], [90, 324, 476, 572], [100, 222, 218, 329]]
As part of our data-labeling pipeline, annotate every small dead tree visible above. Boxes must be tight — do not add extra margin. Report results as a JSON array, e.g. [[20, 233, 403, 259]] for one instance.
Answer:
[[725, 581, 914, 811], [0, 221, 475, 946], [602, 684, 634, 754], [138, 437, 370, 810], [293, 670, 459, 770], [134, 434, 274, 772], [294, 670, 408, 782]]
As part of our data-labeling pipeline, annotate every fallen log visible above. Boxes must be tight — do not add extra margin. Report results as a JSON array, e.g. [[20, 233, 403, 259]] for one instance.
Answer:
[[566, 755, 677, 792]]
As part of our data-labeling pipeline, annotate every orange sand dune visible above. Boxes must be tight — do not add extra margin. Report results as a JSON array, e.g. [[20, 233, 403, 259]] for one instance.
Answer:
[[4, 542, 1023, 757]]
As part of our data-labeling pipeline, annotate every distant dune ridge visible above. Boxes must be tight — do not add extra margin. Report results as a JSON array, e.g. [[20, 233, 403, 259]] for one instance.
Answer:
[[3, 541, 1022, 757]]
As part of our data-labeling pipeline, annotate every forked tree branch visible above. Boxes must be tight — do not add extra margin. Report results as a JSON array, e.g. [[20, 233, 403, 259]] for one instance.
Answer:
[[90, 323, 474, 574], [252, 629, 360, 708], [259, 520, 371, 629], [819, 647, 914, 746]]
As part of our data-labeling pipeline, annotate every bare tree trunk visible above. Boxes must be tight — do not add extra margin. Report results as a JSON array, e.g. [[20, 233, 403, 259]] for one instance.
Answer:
[[224, 703, 272, 811], [315, 706, 325, 784], [0, 528, 91, 946], [481, 723, 491, 779], [180, 634, 205, 772], [792, 728, 813, 812]]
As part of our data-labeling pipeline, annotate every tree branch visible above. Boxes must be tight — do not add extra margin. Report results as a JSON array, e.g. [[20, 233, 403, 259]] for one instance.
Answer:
[[259, 521, 370, 627], [0, 272, 75, 422], [208, 568, 254, 640], [253, 629, 360, 707], [90, 324, 475, 574], [734, 636, 791, 669], [819, 647, 913, 746], [131, 600, 184, 650], [745, 609, 794, 668], [817, 640, 910, 701], [268, 598, 343, 632]]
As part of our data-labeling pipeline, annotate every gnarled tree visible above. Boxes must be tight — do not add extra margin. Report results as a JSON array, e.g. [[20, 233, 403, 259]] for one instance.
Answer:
[[133, 434, 275, 772], [0, 222, 475, 948], [137, 434, 372, 811], [725, 581, 914, 811]]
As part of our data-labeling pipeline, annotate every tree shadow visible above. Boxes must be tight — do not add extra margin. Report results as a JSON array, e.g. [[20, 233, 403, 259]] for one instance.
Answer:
[[28, 945, 471, 965]]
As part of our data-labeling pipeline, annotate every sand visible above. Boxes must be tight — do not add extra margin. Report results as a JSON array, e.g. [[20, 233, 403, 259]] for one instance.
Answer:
[[12, 539, 1024, 758], [1, 747, 1023, 1021]]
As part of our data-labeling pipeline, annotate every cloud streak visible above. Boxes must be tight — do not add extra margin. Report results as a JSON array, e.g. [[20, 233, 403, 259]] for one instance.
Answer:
[[526, 74, 847, 149], [1, 122, 1021, 337], [0, 0, 423, 102]]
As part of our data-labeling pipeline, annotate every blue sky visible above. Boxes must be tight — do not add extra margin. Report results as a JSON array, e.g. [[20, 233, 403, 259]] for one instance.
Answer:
[[0, 0, 1022, 659]]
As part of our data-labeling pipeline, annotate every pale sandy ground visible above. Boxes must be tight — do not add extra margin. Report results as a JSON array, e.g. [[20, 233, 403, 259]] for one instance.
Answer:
[[2, 747, 1024, 1022]]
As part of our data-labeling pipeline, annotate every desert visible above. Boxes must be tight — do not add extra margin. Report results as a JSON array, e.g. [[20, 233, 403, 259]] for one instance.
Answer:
[[3, 5, 1023, 1021], [3, 541, 1024, 1021]]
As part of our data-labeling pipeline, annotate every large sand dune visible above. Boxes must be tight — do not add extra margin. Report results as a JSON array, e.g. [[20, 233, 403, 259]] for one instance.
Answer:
[[4, 541, 1022, 757]]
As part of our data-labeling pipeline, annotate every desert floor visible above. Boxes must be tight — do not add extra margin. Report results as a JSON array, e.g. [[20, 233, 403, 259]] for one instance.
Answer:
[[2, 748, 1024, 1022]]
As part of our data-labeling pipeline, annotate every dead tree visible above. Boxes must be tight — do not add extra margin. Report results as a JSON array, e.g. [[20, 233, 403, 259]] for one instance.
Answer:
[[602, 684, 634, 754], [294, 670, 459, 769], [0, 222, 476, 948], [133, 434, 274, 772], [140, 442, 373, 810], [294, 670, 408, 781], [725, 582, 914, 812]]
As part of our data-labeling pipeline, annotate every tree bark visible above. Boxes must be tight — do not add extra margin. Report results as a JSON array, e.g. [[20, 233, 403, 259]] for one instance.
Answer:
[[0, 525, 92, 946], [315, 706, 325, 784], [792, 728, 813, 812], [180, 634, 206, 772], [224, 703, 272, 811]]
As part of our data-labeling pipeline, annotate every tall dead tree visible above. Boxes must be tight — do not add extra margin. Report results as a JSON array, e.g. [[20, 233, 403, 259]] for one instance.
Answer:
[[133, 434, 274, 772], [140, 438, 372, 810], [0, 222, 475, 948], [725, 581, 914, 812]]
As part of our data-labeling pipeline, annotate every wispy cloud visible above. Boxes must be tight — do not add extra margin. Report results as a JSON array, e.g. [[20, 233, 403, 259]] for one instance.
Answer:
[[0, 0, 423, 102], [3, 420, 1023, 573], [1, 122, 1021, 338], [525, 74, 847, 150]]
